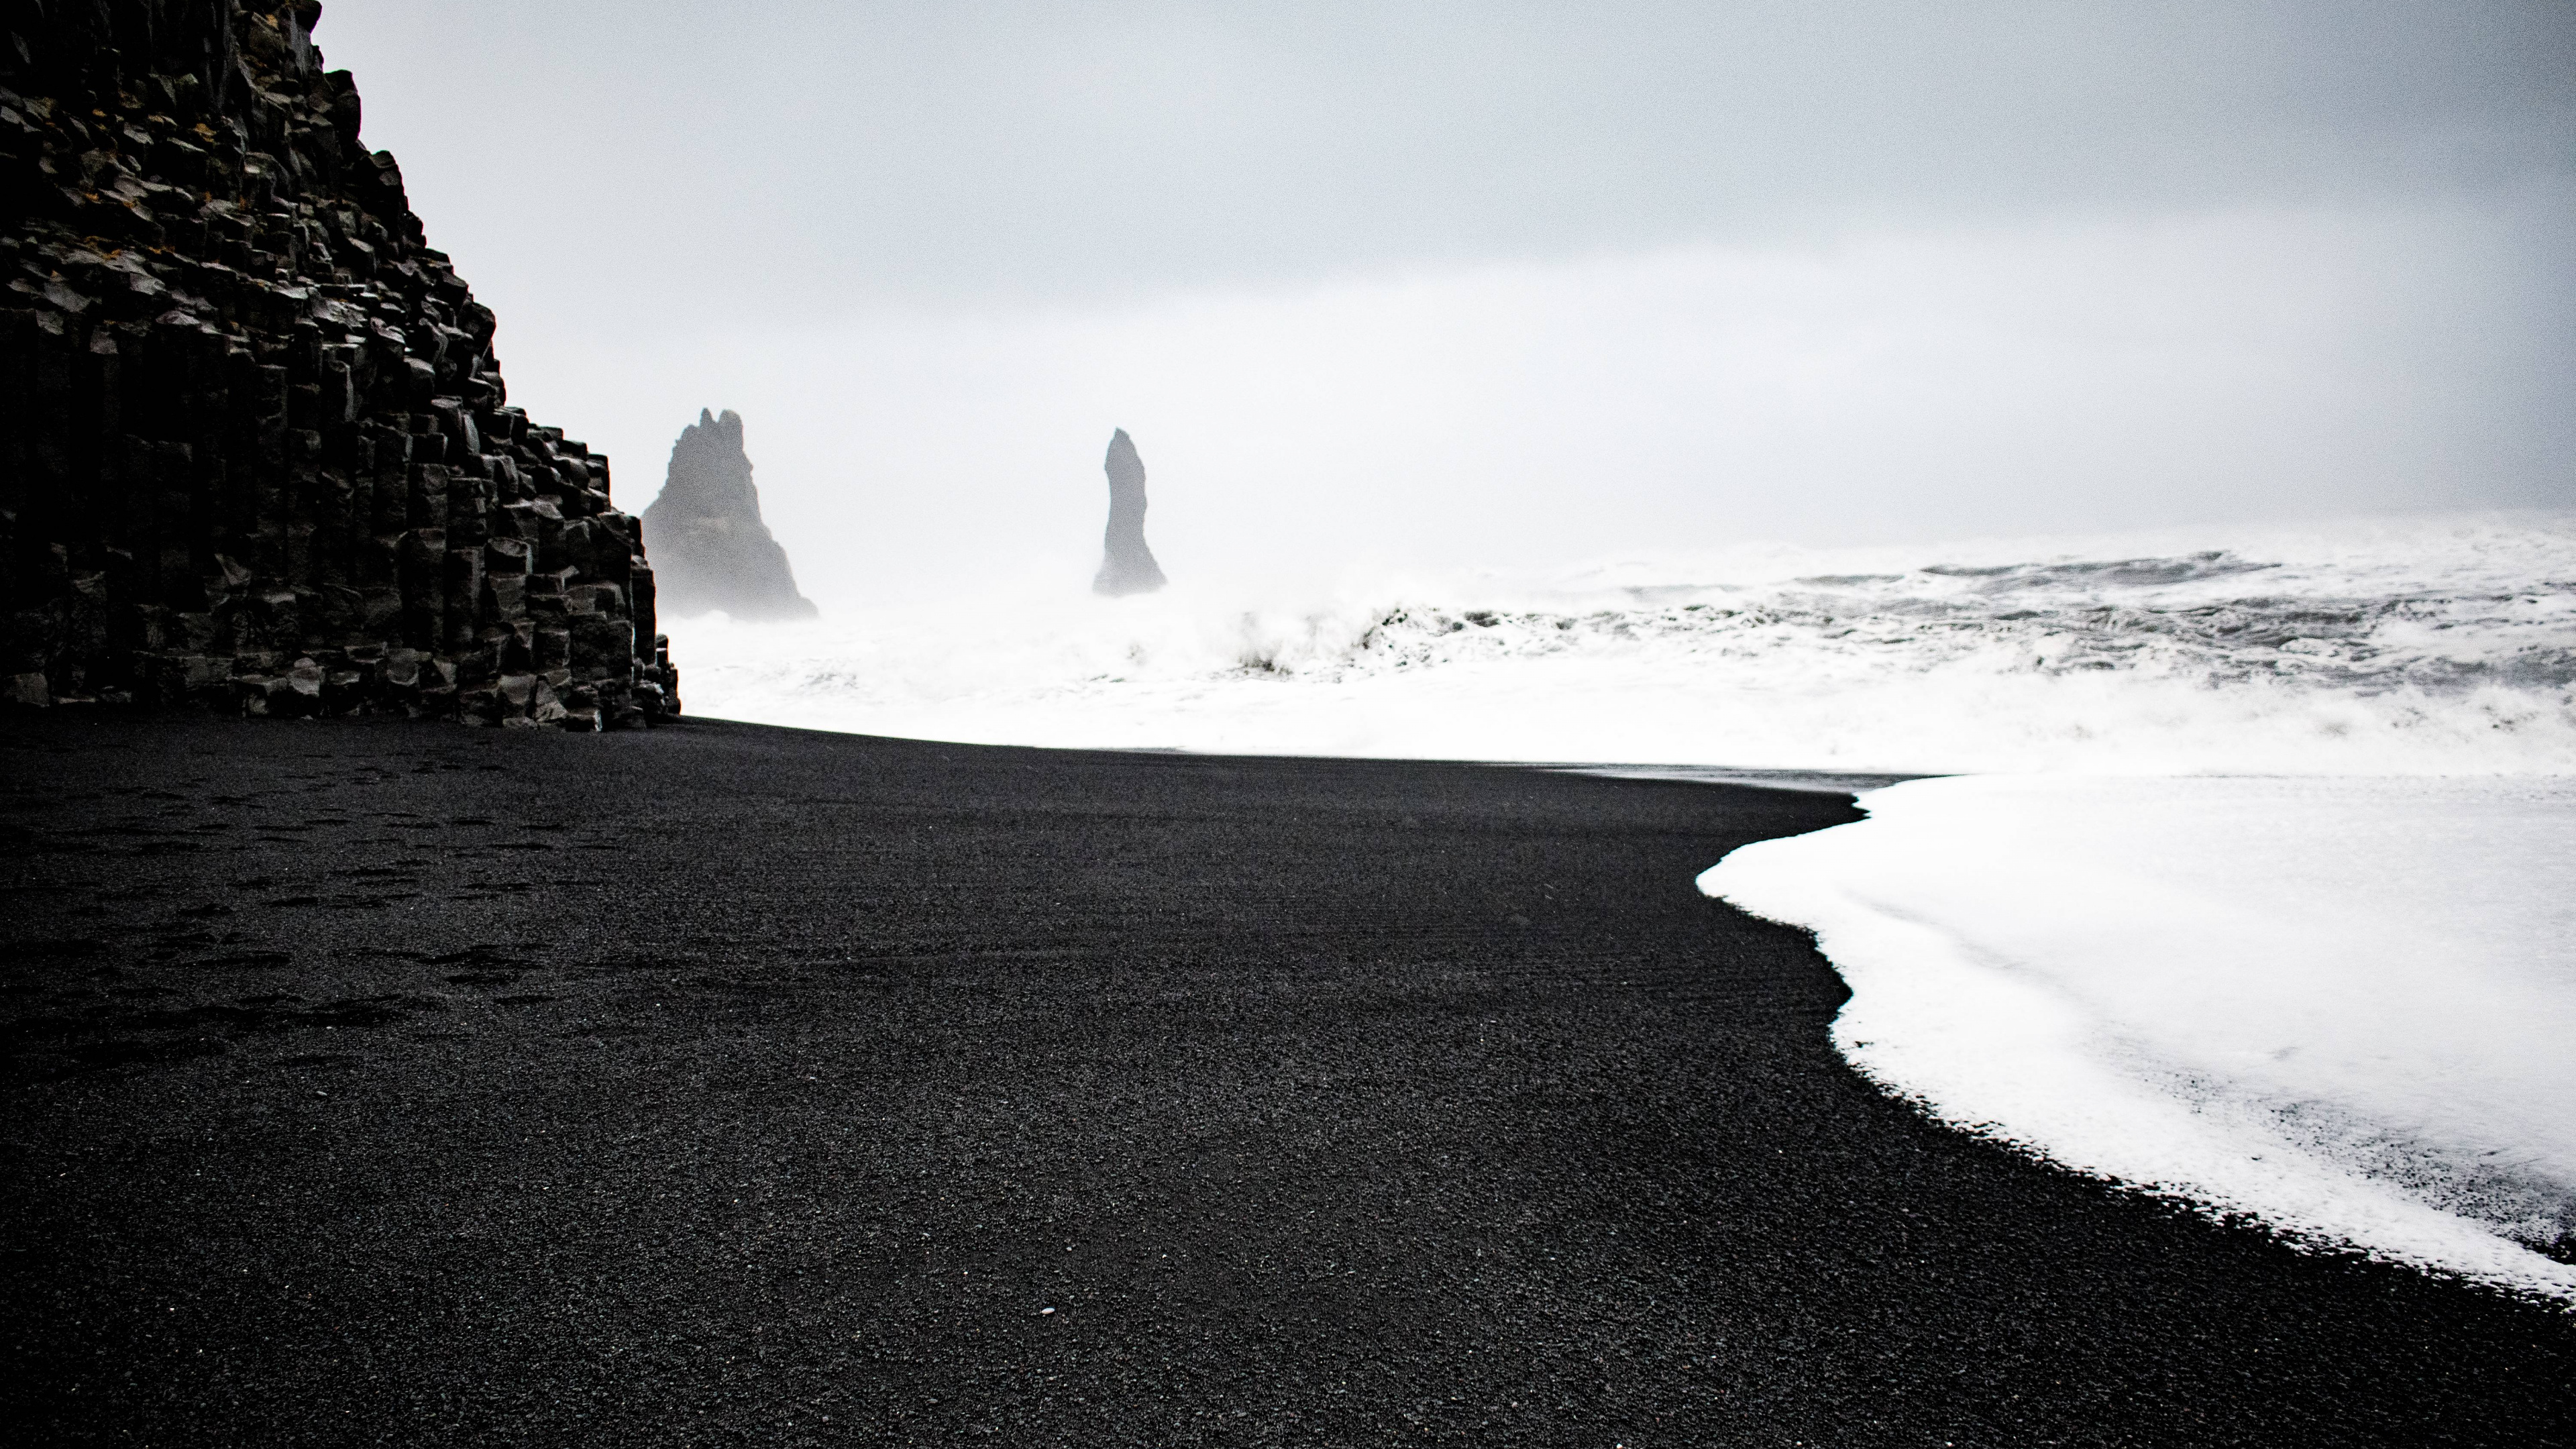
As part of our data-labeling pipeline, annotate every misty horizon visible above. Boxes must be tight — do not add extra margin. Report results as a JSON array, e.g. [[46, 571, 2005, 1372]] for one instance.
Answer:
[[315, 0, 2574, 603]]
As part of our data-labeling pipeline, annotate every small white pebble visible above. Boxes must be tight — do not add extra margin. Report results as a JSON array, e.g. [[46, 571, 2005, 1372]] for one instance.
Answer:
[[1039, 1306, 1056, 1316]]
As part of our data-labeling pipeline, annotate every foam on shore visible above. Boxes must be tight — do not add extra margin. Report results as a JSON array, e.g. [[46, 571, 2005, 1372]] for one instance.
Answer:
[[1702, 775, 2576, 1303]]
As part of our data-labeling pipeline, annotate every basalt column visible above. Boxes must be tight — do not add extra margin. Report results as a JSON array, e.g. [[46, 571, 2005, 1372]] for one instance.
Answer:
[[1093, 427, 1167, 596], [0, 1, 679, 729]]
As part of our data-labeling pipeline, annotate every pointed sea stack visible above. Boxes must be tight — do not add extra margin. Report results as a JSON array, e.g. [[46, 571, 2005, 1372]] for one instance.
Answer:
[[1093, 428, 1168, 596], [0, 1, 676, 729], [640, 410, 816, 621]]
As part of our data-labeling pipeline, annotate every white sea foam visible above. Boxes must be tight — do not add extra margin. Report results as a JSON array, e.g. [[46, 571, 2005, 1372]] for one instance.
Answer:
[[1700, 775, 2576, 1304], [669, 510, 2576, 1294]]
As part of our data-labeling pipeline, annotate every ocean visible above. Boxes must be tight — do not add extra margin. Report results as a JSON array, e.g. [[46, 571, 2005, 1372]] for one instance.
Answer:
[[669, 508, 2576, 1301]]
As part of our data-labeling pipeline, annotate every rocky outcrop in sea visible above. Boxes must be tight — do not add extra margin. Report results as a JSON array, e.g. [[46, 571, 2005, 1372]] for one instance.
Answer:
[[640, 409, 815, 621], [0, 1, 678, 729], [1093, 428, 1167, 596]]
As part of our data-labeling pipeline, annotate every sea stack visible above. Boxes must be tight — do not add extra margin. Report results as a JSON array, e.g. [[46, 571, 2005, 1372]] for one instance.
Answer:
[[0, 1, 676, 729], [1093, 428, 1169, 596], [640, 410, 816, 621]]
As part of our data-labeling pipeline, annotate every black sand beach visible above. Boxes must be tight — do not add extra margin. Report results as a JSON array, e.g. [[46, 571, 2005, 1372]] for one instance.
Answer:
[[2, 713, 2569, 1446]]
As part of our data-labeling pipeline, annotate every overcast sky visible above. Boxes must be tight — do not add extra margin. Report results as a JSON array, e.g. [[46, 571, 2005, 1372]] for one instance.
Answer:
[[319, 1, 2575, 600]]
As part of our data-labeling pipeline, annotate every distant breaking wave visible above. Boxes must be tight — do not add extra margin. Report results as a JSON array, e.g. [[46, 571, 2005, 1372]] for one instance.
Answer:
[[670, 511, 2576, 776], [1316, 548, 2572, 702]]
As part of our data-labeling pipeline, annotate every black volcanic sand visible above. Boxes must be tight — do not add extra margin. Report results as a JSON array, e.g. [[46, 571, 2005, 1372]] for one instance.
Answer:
[[2, 714, 2569, 1447]]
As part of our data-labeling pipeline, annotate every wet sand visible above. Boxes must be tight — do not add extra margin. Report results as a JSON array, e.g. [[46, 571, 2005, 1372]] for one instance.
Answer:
[[2, 712, 2569, 1446]]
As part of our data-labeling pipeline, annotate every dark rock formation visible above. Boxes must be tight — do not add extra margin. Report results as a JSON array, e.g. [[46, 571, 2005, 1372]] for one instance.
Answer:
[[640, 409, 815, 620], [0, 1, 678, 729], [1093, 427, 1166, 596]]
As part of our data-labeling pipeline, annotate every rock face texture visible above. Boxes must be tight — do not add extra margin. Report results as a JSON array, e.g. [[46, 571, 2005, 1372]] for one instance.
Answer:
[[0, 1, 678, 729], [1093, 427, 1167, 596], [640, 409, 815, 621]]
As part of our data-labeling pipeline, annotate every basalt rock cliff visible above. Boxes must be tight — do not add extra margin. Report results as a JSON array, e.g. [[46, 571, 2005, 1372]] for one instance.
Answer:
[[1093, 427, 1166, 596], [0, 1, 678, 729], [641, 409, 814, 621]]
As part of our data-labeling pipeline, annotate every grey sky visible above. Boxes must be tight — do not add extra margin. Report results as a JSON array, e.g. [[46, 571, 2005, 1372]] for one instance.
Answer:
[[330, 0, 2573, 317], [313, 2, 2575, 594]]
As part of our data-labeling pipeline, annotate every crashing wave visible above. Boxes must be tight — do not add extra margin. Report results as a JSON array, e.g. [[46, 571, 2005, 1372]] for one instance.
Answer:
[[665, 511, 2576, 777]]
